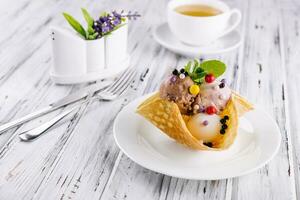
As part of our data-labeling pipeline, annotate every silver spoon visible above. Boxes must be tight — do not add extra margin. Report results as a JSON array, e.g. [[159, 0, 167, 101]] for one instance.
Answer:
[[19, 106, 78, 141]]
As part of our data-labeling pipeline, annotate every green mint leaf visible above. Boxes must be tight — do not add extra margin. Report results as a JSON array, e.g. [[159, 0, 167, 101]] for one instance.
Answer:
[[81, 8, 94, 27], [195, 67, 204, 74], [193, 59, 199, 70], [200, 60, 226, 78], [194, 59, 199, 64], [193, 77, 204, 84], [191, 70, 205, 78], [184, 61, 192, 74], [63, 12, 87, 39]]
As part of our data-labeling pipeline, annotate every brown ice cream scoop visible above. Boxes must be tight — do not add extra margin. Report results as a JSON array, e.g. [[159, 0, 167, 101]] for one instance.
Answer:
[[159, 75, 196, 114]]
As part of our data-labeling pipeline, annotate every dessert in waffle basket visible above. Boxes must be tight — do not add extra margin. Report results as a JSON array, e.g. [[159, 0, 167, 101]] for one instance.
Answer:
[[137, 60, 253, 151]]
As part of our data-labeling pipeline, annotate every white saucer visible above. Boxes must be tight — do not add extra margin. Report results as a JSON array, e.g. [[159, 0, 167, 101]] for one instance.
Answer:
[[113, 93, 281, 180], [153, 23, 242, 57], [50, 55, 130, 85]]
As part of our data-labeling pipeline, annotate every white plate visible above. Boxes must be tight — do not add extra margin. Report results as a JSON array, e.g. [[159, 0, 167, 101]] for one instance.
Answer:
[[113, 93, 281, 180], [153, 23, 242, 57]]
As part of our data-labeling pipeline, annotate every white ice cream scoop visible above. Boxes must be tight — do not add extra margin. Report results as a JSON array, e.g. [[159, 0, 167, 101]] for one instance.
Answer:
[[187, 113, 221, 142]]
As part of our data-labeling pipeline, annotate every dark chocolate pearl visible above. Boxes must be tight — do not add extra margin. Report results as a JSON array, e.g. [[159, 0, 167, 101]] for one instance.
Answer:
[[203, 142, 213, 147], [172, 69, 179, 75], [220, 129, 226, 134], [180, 68, 185, 73], [219, 82, 225, 88], [220, 118, 226, 124], [222, 124, 228, 129], [184, 71, 188, 76], [221, 78, 226, 83], [224, 115, 229, 120], [187, 109, 193, 115]]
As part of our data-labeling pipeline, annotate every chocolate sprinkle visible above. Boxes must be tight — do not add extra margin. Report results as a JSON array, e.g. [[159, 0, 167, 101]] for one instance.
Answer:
[[222, 124, 228, 129], [172, 69, 179, 75], [219, 82, 225, 88], [220, 118, 226, 124], [220, 129, 226, 134], [203, 142, 213, 147]]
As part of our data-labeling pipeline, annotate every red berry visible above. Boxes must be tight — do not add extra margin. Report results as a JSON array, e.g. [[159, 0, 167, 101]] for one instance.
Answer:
[[205, 74, 215, 83], [206, 106, 217, 115]]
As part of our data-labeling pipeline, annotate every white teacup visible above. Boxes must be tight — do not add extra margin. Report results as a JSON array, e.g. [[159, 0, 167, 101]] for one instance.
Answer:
[[167, 0, 241, 46]]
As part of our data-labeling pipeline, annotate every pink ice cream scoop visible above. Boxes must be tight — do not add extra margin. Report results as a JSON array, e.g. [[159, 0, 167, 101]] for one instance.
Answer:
[[192, 80, 231, 114]]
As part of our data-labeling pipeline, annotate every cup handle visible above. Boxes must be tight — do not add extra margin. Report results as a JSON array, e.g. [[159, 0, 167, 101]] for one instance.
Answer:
[[219, 9, 242, 38]]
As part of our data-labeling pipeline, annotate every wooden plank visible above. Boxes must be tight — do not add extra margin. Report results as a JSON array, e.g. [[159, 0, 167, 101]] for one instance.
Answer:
[[0, 0, 297, 199], [0, 0, 105, 199], [229, 0, 297, 199], [279, 0, 300, 198], [0, 0, 83, 148]]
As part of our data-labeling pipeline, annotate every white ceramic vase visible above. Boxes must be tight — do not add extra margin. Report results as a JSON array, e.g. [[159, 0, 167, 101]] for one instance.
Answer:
[[105, 24, 128, 68], [50, 24, 129, 84]]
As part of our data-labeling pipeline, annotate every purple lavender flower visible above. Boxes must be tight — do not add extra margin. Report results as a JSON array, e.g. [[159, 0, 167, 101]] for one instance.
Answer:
[[99, 16, 110, 23], [92, 10, 140, 38], [111, 17, 121, 26], [101, 22, 113, 33], [122, 11, 141, 20], [112, 11, 121, 18]]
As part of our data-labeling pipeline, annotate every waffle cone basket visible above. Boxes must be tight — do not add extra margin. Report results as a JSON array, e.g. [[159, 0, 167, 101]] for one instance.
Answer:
[[137, 92, 253, 151]]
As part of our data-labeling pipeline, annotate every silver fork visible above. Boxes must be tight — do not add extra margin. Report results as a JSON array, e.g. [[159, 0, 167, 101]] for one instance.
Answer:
[[19, 68, 137, 141]]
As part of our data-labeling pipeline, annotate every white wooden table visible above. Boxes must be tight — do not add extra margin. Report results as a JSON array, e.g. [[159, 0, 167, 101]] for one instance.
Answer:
[[0, 0, 299, 199]]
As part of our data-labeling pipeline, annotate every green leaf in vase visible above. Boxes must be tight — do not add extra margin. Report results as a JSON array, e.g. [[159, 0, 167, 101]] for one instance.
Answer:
[[87, 25, 95, 35], [200, 60, 226, 78], [63, 12, 87, 39], [100, 11, 109, 17], [81, 8, 94, 27], [87, 32, 98, 40]]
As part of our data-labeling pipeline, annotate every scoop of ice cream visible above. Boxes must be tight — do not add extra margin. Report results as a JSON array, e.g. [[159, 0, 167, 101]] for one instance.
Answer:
[[159, 75, 195, 114], [192, 80, 231, 114], [187, 113, 221, 142]]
